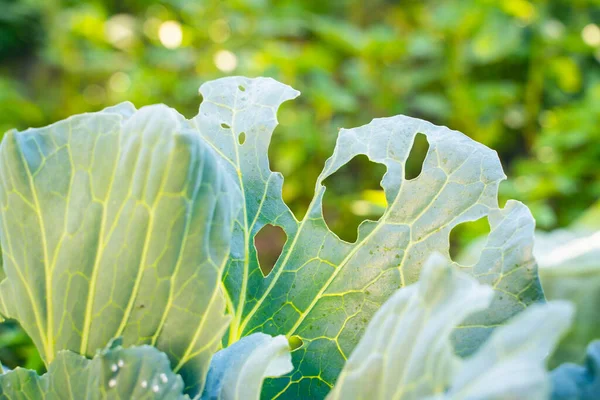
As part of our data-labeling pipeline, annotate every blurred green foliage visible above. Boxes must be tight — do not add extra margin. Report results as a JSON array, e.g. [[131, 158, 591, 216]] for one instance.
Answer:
[[0, 0, 599, 372]]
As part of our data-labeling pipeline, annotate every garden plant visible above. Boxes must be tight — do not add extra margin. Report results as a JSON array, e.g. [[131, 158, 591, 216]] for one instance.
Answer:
[[0, 76, 597, 399]]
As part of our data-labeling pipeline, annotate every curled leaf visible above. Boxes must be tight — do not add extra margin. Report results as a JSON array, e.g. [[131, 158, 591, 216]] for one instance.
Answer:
[[327, 254, 493, 400], [448, 302, 573, 400], [327, 255, 573, 400], [201, 333, 293, 400]]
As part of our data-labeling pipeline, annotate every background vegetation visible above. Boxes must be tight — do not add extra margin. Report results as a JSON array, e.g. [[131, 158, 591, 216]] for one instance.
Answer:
[[0, 0, 599, 373]]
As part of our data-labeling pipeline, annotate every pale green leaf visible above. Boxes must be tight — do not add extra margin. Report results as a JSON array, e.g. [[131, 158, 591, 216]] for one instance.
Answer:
[[326, 254, 494, 400], [535, 229, 600, 366], [0, 338, 189, 399], [0, 103, 240, 396], [326, 255, 573, 400], [201, 333, 292, 400], [191, 77, 542, 397], [447, 302, 573, 400]]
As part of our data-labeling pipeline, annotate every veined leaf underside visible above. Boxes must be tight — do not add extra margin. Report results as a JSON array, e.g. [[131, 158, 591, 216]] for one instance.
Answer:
[[0, 103, 240, 397]]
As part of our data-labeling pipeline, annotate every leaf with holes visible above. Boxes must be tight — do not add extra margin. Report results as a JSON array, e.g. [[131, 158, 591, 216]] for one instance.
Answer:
[[191, 77, 543, 398], [0, 76, 543, 399], [0, 102, 241, 396]]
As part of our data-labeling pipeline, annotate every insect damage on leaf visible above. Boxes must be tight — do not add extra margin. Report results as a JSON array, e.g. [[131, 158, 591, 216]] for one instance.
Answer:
[[191, 77, 543, 398], [0, 76, 543, 399]]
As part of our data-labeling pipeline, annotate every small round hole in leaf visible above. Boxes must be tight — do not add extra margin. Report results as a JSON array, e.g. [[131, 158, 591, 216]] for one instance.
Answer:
[[288, 335, 304, 351], [238, 131, 246, 145], [238, 85, 246, 92]]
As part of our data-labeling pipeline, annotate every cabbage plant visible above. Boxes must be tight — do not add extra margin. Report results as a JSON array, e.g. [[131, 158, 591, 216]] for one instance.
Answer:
[[0, 77, 593, 399]]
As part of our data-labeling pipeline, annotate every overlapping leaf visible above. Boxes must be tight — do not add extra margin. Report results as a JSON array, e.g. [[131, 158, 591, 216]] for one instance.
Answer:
[[446, 302, 572, 400], [191, 77, 543, 397], [0, 338, 189, 399], [0, 103, 240, 396], [201, 333, 292, 400], [327, 255, 573, 400]]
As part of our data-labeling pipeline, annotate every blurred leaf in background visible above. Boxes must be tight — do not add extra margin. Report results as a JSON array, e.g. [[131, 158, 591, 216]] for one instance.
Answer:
[[0, 0, 599, 372], [536, 228, 600, 368]]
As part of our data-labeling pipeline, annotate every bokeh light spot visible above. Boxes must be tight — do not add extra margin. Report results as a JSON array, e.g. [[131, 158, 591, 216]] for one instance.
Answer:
[[109, 72, 131, 93], [542, 20, 564, 40], [158, 20, 183, 49], [209, 19, 231, 43], [503, 107, 526, 129], [214, 50, 237, 72], [105, 14, 136, 49], [143, 17, 161, 40], [582, 24, 600, 47]]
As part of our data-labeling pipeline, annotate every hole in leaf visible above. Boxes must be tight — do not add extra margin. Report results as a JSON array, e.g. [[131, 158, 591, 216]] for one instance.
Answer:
[[254, 224, 287, 277], [238, 131, 246, 145], [322, 155, 387, 243], [405, 133, 429, 180], [238, 85, 246, 92], [288, 335, 304, 351], [221, 123, 230, 129], [448, 216, 491, 264], [267, 100, 318, 221]]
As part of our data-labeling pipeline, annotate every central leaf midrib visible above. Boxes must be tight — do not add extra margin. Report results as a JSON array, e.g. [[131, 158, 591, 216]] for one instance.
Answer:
[[228, 88, 252, 345], [79, 125, 123, 355], [150, 145, 205, 346], [116, 133, 179, 339]]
